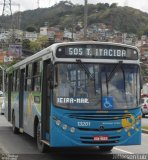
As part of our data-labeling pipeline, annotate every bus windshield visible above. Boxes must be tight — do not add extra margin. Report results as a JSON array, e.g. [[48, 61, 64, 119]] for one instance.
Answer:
[[54, 63, 139, 110]]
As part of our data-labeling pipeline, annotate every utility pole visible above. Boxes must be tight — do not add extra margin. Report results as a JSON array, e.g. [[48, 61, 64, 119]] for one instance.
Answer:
[[0, 1, 21, 45], [0, 2, 21, 29], [0, 0, 12, 50], [2, 0, 12, 16], [84, 0, 88, 40], [37, 0, 40, 8], [11, 3, 21, 30]]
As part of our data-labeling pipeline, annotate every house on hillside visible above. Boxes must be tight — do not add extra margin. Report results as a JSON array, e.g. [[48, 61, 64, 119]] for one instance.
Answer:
[[24, 31, 38, 41]]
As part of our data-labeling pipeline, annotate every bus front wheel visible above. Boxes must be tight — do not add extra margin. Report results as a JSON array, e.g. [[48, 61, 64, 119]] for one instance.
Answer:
[[99, 146, 113, 152], [36, 123, 47, 153]]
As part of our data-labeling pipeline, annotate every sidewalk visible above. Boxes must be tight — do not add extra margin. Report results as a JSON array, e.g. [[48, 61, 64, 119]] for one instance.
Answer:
[[0, 116, 10, 158], [0, 115, 12, 127]]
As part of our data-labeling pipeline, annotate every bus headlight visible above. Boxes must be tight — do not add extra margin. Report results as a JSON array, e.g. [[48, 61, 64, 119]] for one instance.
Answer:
[[62, 124, 68, 130], [70, 127, 75, 133], [56, 120, 61, 126]]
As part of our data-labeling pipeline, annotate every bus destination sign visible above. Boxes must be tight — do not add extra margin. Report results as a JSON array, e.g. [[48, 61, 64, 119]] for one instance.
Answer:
[[56, 45, 138, 60]]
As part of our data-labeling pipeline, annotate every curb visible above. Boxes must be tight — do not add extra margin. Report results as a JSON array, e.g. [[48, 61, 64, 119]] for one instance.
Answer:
[[142, 129, 148, 134]]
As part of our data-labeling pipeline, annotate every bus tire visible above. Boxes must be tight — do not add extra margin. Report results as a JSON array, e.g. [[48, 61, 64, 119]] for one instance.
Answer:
[[99, 146, 113, 152], [36, 122, 47, 153], [12, 113, 19, 134]]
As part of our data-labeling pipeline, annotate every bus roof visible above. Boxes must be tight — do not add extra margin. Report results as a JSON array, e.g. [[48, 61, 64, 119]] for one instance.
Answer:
[[6, 41, 140, 71]]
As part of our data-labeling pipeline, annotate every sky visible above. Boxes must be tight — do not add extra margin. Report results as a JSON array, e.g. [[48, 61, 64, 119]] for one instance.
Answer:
[[0, 0, 148, 14]]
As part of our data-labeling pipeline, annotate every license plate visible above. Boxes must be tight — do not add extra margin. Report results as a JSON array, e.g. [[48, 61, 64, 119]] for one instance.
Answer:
[[93, 136, 108, 141]]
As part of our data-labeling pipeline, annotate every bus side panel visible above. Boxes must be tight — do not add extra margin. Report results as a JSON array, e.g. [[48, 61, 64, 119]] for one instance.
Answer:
[[23, 91, 41, 137], [23, 91, 34, 136]]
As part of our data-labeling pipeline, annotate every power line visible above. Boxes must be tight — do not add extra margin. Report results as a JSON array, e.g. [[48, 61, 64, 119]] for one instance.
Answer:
[[0, 0, 21, 50]]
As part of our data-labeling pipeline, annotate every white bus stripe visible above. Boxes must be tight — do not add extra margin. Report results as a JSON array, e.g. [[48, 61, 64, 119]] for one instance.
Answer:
[[114, 147, 133, 154]]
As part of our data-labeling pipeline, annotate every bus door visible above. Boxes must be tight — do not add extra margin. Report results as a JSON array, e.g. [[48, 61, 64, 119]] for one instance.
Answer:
[[8, 74, 12, 122], [41, 60, 52, 142], [19, 69, 25, 131]]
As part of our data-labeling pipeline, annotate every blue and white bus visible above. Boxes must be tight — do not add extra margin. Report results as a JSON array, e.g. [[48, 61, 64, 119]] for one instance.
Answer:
[[5, 41, 142, 152]]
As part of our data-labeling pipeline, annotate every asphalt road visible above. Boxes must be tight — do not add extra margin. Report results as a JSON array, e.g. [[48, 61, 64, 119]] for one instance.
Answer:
[[0, 115, 148, 160]]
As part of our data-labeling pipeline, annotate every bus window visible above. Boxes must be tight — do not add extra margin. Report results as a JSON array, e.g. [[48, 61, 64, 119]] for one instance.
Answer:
[[12, 70, 20, 91], [33, 77, 41, 91], [54, 63, 101, 109], [32, 61, 41, 91], [101, 64, 139, 109], [14, 70, 20, 91], [25, 64, 32, 91]]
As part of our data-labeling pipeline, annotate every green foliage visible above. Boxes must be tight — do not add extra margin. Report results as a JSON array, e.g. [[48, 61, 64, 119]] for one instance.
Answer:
[[22, 39, 31, 50], [30, 41, 41, 52], [110, 3, 117, 8], [0, 1, 148, 35], [26, 26, 37, 32], [37, 35, 49, 48], [29, 35, 49, 52], [22, 35, 49, 53]]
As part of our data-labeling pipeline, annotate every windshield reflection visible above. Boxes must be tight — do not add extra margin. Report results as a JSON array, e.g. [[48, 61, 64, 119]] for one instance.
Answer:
[[54, 63, 139, 110]]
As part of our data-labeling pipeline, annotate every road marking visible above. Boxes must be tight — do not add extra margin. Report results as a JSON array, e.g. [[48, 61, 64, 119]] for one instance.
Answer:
[[114, 147, 133, 154], [0, 143, 9, 154]]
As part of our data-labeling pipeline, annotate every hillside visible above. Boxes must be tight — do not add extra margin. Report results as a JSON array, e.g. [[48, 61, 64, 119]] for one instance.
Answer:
[[1, 1, 148, 35]]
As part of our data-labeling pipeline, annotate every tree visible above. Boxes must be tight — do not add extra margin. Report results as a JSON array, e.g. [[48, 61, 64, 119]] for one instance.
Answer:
[[104, 3, 109, 8], [22, 39, 31, 50], [110, 3, 117, 8], [29, 36, 49, 52], [26, 26, 36, 32], [30, 41, 41, 52], [38, 36, 49, 48]]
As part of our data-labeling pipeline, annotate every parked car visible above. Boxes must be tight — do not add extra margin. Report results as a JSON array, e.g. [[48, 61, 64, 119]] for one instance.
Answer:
[[140, 97, 148, 117]]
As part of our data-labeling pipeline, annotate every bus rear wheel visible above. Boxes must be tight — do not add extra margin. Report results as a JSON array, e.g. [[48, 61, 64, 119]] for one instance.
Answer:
[[12, 113, 19, 134], [99, 146, 113, 152], [36, 123, 47, 153]]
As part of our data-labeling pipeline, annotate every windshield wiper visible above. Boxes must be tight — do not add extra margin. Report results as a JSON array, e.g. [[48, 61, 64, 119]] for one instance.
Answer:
[[76, 59, 95, 80], [107, 61, 123, 83]]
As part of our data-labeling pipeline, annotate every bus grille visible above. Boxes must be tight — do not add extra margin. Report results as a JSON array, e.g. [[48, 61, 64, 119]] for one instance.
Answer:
[[78, 127, 122, 131], [68, 113, 131, 121]]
